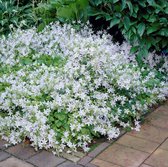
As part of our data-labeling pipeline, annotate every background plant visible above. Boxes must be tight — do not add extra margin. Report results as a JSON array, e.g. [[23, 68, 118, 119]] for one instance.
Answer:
[[35, 0, 89, 31], [35, 0, 168, 61], [0, 0, 43, 36]]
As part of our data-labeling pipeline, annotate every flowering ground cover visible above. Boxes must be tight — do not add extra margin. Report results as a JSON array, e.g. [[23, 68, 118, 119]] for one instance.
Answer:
[[0, 23, 168, 154]]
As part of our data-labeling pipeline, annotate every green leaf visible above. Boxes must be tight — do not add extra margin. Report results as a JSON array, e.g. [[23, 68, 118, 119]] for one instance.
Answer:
[[37, 23, 45, 32], [137, 23, 145, 36], [138, 1, 146, 7], [148, 15, 157, 22], [121, 0, 126, 10], [147, 26, 159, 34], [105, 14, 112, 21], [56, 121, 62, 128], [130, 46, 139, 54], [126, 1, 133, 15], [57, 114, 66, 121], [113, 0, 119, 3], [123, 16, 130, 30], [147, 0, 156, 6], [133, 5, 139, 13], [158, 28, 168, 37], [109, 18, 120, 28]]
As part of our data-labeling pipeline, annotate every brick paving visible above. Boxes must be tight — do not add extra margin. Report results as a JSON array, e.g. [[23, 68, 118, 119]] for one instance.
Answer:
[[0, 100, 167, 167]]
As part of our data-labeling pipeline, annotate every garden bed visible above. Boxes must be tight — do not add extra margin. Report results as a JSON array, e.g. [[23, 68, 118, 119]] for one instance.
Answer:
[[0, 23, 168, 155]]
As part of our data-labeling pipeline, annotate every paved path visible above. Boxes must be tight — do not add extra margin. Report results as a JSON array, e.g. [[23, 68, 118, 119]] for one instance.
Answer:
[[0, 100, 168, 167], [90, 100, 168, 167]]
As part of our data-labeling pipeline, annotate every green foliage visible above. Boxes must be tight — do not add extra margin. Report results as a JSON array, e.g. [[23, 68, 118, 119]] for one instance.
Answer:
[[89, 0, 168, 59], [35, 0, 167, 59], [35, 0, 89, 31], [0, 0, 39, 36]]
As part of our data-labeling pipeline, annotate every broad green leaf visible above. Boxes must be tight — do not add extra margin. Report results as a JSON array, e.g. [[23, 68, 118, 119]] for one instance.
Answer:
[[147, 25, 159, 34], [148, 15, 157, 22], [123, 16, 130, 30], [130, 46, 139, 54], [138, 1, 146, 7], [158, 28, 168, 37], [121, 0, 126, 10], [147, 0, 156, 6], [109, 18, 120, 28], [127, 1, 133, 15], [113, 0, 119, 3], [137, 23, 145, 36]]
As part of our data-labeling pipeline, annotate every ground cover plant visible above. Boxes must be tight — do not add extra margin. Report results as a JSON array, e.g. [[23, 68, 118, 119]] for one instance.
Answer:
[[0, 23, 168, 154]]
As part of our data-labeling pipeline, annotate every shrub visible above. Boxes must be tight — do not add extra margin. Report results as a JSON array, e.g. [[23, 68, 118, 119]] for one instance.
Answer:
[[36, 0, 168, 60], [89, 0, 168, 60], [0, 23, 167, 154]]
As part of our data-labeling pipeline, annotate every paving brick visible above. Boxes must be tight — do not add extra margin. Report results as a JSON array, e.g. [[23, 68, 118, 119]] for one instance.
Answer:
[[145, 148, 168, 167], [116, 134, 159, 153], [88, 142, 110, 158], [78, 156, 92, 166], [91, 159, 120, 167], [72, 151, 85, 158], [27, 150, 65, 167], [0, 157, 34, 167], [61, 152, 80, 162], [85, 163, 98, 167], [140, 164, 152, 167], [146, 113, 168, 129], [128, 124, 168, 143], [97, 143, 149, 167], [0, 151, 10, 161], [6, 144, 38, 160], [154, 105, 168, 116], [57, 161, 82, 167], [0, 140, 8, 150], [160, 138, 168, 151]]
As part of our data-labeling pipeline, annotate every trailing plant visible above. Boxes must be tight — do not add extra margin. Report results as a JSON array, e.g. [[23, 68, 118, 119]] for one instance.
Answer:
[[0, 23, 167, 154]]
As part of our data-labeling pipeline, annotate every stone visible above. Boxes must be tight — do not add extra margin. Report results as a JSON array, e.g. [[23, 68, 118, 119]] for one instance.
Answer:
[[61, 152, 80, 163], [116, 134, 159, 153], [97, 143, 149, 167], [146, 113, 168, 129], [27, 150, 65, 167], [72, 151, 85, 158], [88, 142, 110, 158], [0, 157, 34, 167], [160, 138, 168, 151], [0, 151, 10, 161], [57, 161, 82, 167], [78, 156, 92, 166], [85, 163, 98, 167], [154, 105, 168, 116], [6, 144, 38, 160], [0, 140, 8, 150], [91, 159, 120, 167], [140, 164, 152, 167], [128, 124, 168, 143], [145, 148, 168, 167]]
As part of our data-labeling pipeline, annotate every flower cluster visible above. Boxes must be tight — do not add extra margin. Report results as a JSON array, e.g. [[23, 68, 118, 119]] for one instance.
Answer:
[[0, 22, 167, 154]]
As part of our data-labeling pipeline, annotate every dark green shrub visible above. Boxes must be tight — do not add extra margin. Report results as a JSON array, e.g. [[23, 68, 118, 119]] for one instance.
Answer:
[[89, 0, 168, 61]]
